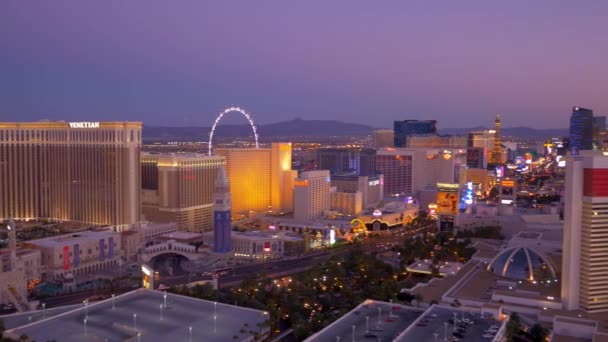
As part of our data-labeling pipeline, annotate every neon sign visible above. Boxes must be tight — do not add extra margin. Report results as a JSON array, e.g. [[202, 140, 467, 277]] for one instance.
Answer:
[[69, 122, 100, 128]]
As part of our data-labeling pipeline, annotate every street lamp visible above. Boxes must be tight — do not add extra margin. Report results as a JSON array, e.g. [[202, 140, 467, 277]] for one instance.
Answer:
[[83, 318, 88, 336], [163, 291, 167, 308], [434, 332, 438, 342], [137, 332, 141, 342], [365, 316, 370, 333], [133, 313, 137, 330], [351, 325, 356, 342], [160, 304, 163, 320], [83, 299, 89, 320], [188, 326, 192, 342], [444, 322, 448, 341], [112, 294, 115, 310]]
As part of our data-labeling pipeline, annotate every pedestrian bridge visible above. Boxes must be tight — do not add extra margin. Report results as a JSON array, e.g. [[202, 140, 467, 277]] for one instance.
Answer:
[[141, 240, 207, 262]]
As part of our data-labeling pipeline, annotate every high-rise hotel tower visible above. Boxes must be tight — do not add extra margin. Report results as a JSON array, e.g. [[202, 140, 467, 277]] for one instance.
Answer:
[[141, 153, 225, 232], [0, 121, 141, 229], [562, 151, 608, 312]]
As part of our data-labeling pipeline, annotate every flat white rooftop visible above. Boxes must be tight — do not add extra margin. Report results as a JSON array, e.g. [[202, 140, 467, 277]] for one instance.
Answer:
[[305, 299, 424, 342], [29, 229, 116, 248], [5, 289, 269, 342], [406, 260, 464, 276], [160, 231, 203, 240]]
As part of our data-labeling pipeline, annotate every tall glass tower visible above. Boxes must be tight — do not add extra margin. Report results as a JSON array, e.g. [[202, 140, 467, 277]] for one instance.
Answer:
[[393, 120, 437, 147], [570, 107, 594, 155], [213, 167, 232, 253]]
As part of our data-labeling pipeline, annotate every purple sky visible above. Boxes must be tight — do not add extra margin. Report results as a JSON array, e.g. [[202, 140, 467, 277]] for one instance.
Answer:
[[1, 1, 607, 129]]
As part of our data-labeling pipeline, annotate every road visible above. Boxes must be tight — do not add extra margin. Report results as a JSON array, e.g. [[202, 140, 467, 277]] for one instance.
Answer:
[[160, 224, 436, 289]]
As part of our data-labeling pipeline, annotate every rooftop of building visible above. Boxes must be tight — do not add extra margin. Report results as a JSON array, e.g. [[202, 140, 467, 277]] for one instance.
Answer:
[[159, 231, 204, 242], [0, 247, 40, 258], [395, 305, 506, 342], [4, 289, 269, 342], [408, 261, 481, 304], [551, 335, 591, 342], [0, 304, 81, 330], [260, 215, 354, 230], [304, 299, 424, 342], [120, 230, 140, 237], [406, 260, 465, 277], [139, 221, 178, 231], [29, 229, 117, 248], [203, 230, 303, 241]]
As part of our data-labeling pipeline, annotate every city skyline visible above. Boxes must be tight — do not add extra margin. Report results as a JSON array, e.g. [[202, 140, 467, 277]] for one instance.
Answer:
[[1, 1, 607, 128]]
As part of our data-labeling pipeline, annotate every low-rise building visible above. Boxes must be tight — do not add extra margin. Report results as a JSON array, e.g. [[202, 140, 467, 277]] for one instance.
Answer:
[[0, 247, 41, 310], [30, 229, 123, 280], [139, 221, 178, 242], [203, 230, 305, 260]]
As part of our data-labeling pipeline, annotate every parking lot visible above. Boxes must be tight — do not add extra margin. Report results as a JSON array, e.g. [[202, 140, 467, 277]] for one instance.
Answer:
[[397, 306, 504, 342], [305, 300, 424, 341]]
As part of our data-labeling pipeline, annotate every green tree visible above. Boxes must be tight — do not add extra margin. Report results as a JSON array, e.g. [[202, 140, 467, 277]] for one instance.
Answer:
[[529, 323, 549, 342], [506, 312, 522, 341]]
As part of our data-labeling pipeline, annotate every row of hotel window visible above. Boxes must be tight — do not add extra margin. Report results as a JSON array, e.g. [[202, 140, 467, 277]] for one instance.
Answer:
[[0, 129, 140, 143]]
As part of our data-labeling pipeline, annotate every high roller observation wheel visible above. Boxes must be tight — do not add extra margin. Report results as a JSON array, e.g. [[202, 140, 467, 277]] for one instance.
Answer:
[[208, 106, 260, 156]]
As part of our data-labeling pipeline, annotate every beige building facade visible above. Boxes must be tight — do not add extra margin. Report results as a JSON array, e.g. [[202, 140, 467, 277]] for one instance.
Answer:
[[0, 121, 141, 229], [294, 170, 331, 221], [330, 190, 363, 215], [141, 153, 225, 233]]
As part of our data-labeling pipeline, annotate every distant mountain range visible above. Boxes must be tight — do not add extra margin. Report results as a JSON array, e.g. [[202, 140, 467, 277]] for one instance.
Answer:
[[440, 126, 568, 138], [143, 119, 568, 141]]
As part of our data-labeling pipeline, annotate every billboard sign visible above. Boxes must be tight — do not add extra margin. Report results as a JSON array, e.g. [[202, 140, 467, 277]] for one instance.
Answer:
[[63, 246, 70, 270], [437, 191, 459, 214]]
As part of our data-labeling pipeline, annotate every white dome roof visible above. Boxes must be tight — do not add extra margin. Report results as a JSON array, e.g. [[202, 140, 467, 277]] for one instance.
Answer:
[[487, 247, 556, 281]]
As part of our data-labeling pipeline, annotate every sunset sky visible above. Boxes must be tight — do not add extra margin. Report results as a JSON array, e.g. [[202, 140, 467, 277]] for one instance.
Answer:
[[1, 1, 606, 128]]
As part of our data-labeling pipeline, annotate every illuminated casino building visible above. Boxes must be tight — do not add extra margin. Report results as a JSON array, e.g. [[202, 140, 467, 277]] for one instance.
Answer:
[[375, 149, 417, 196], [0, 121, 141, 229], [140, 153, 226, 233], [293, 170, 331, 221], [214, 143, 297, 215], [569, 106, 594, 154], [375, 148, 466, 198], [562, 151, 608, 312], [490, 114, 504, 164]]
